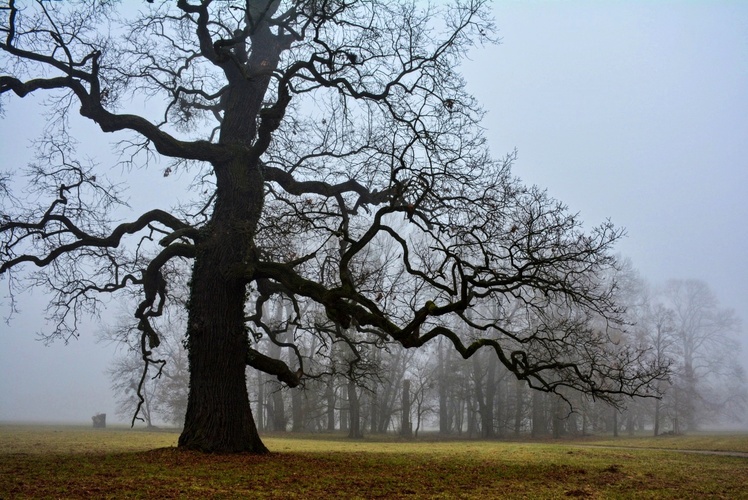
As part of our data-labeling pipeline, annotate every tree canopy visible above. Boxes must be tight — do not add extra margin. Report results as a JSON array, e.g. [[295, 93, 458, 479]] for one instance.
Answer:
[[1, 0, 667, 452]]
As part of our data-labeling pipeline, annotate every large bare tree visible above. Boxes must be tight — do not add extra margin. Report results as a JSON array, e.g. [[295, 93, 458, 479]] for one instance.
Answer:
[[1, 0, 666, 452]]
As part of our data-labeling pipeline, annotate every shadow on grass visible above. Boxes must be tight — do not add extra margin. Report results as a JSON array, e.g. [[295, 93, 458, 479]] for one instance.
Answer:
[[2, 438, 747, 499]]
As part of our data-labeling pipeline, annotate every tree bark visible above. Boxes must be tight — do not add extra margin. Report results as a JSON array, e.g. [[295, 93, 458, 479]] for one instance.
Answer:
[[178, 247, 266, 451], [582, 408, 588, 436], [401, 379, 412, 437], [340, 384, 348, 433], [473, 355, 485, 438], [626, 412, 635, 436], [347, 380, 362, 438], [474, 353, 497, 439], [270, 384, 287, 432], [326, 380, 336, 431], [257, 370, 265, 431], [438, 342, 450, 435], [612, 407, 619, 437], [552, 396, 563, 438], [178, 153, 267, 453], [514, 378, 524, 437], [531, 390, 546, 438], [291, 387, 303, 432], [370, 390, 379, 434]]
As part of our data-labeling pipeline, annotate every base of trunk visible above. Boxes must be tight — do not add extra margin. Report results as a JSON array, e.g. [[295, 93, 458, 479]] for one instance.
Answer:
[[178, 410, 268, 454]]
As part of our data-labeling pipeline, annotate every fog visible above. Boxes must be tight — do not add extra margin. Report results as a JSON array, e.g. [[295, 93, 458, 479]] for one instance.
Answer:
[[1, 2, 746, 428]]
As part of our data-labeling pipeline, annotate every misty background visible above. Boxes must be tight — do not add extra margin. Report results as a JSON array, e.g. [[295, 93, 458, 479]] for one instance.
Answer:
[[1, 2, 746, 426]]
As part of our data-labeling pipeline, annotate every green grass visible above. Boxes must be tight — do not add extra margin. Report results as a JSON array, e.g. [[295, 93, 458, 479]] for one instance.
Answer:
[[1, 425, 746, 499]]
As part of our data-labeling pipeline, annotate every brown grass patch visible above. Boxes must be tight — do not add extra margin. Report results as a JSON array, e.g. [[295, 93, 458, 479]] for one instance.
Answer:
[[1, 425, 747, 498]]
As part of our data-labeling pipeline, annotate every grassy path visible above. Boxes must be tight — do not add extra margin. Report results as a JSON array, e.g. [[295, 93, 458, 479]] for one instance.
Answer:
[[580, 433, 748, 454], [573, 444, 748, 459]]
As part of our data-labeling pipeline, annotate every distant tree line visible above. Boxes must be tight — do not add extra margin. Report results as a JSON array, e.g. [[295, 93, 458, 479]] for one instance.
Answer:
[[108, 268, 744, 436]]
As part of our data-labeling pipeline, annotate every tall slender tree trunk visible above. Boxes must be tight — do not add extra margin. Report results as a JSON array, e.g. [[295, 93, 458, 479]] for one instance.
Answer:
[[340, 385, 349, 433], [626, 412, 635, 436], [326, 380, 336, 431], [401, 379, 412, 437], [438, 342, 450, 435], [473, 355, 485, 438], [683, 361, 697, 431], [531, 390, 546, 438], [347, 380, 362, 438], [495, 373, 506, 438], [271, 387, 287, 431], [552, 396, 563, 438], [513, 378, 524, 436], [257, 370, 265, 431], [481, 354, 497, 438], [455, 387, 466, 435], [377, 374, 396, 433], [291, 388, 303, 432], [582, 409, 588, 436], [370, 390, 379, 434]]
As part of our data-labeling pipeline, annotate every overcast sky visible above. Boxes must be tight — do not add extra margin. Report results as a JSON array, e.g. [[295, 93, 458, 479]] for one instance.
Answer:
[[1, 1, 746, 424]]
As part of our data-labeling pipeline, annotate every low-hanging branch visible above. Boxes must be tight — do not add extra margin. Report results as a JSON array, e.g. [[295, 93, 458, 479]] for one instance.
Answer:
[[1, 209, 195, 274]]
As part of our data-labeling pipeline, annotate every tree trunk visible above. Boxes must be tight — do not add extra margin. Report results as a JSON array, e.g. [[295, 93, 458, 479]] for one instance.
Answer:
[[683, 361, 697, 431], [414, 392, 424, 438], [531, 390, 546, 438], [326, 380, 336, 431], [472, 355, 485, 438], [582, 409, 588, 436], [377, 376, 396, 433], [178, 248, 266, 451], [514, 378, 524, 436], [401, 379, 412, 437], [467, 397, 477, 438], [552, 396, 563, 438], [291, 388, 303, 432], [178, 154, 267, 453], [626, 412, 635, 436], [566, 410, 579, 436], [271, 387, 287, 431], [370, 390, 379, 434], [347, 380, 362, 438], [438, 342, 450, 435], [256, 370, 265, 432], [496, 373, 508, 438], [477, 353, 497, 438], [455, 386, 466, 435], [612, 407, 619, 437], [176, 16, 287, 453], [340, 384, 348, 433]]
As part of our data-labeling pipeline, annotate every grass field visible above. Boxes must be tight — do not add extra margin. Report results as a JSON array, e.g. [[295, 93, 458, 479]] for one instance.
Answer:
[[1, 425, 746, 499]]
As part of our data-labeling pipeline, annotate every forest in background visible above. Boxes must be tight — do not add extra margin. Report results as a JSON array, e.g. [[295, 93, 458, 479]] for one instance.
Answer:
[[108, 272, 745, 438]]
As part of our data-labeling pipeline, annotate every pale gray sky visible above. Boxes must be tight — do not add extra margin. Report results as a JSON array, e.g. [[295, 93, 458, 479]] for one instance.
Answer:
[[1, 1, 747, 424]]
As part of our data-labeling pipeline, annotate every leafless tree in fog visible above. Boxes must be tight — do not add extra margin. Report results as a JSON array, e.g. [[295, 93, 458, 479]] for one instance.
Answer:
[[1, 0, 667, 452], [660, 279, 745, 432]]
